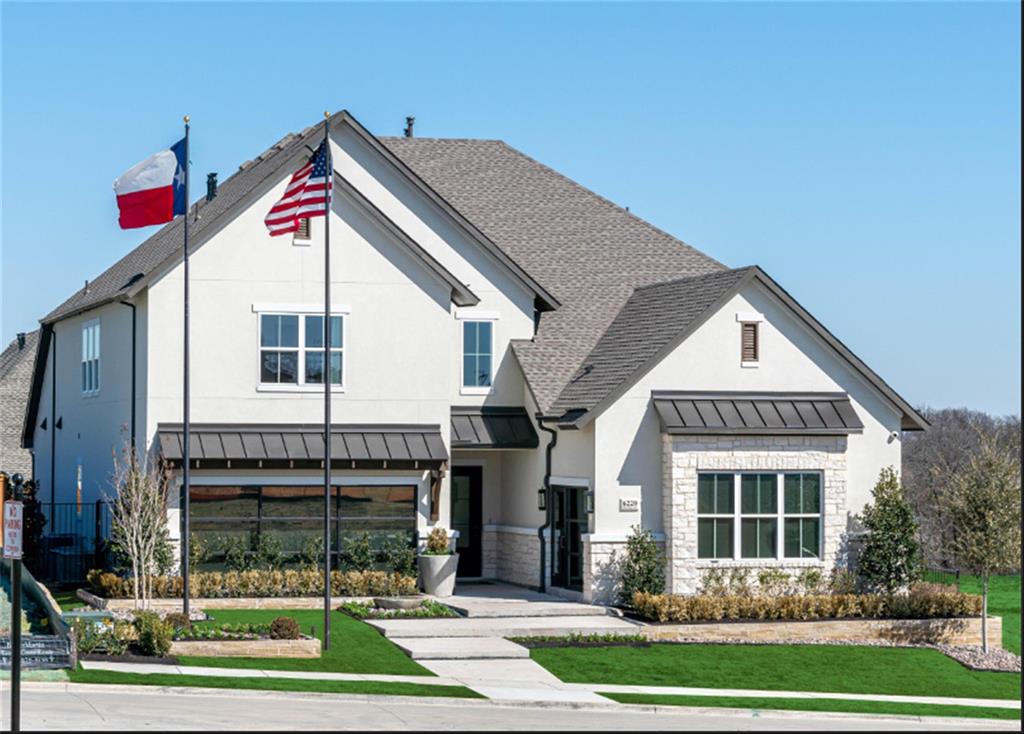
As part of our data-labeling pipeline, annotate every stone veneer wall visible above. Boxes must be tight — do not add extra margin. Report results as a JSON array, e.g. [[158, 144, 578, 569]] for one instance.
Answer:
[[583, 539, 666, 605], [662, 434, 849, 595], [487, 526, 548, 589]]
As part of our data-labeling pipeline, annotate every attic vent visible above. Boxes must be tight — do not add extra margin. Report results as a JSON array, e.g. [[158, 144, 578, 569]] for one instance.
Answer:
[[741, 322, 759, 362]]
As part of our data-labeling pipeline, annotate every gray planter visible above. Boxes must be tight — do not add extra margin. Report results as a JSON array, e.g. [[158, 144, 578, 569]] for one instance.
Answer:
[[418, 553, 459, 597]]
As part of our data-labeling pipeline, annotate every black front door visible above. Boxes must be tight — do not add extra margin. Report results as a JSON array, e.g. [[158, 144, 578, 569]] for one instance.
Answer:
[[450, 466, 482, 577], [551, 485, 588, 590]]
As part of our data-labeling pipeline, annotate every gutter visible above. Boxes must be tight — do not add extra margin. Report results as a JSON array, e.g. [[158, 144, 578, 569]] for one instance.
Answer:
[[119, 301, 138, 449], [536, 416, 558, 593]]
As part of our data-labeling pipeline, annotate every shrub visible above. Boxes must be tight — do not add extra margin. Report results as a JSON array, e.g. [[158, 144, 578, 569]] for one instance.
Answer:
[[85, 568, 418, 599], [342, 532, 376, 571], [300, 535, 325, 570], [163, 612, 192, 633], [424, 527, 451, 555], [381, 535, 417, 577], [269, 616, 301, 640], [699, 568, 729, 596], [857, 467, 922, 593], [221, 534, 254, 571], [71, 618, 129, 656], [618, 526, 665, 605], [631, 589, 982, 624], [727, 568, 753, 597], [795, 568, 824, 595], [757, 569, 792, 597], [253, 534, 285, 570], [132, 610, 173, 657], [828, 568, 858, 595]]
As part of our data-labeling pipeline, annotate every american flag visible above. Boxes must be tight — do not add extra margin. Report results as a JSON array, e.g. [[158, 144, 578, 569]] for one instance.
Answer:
[[264, 139, 332, 236]]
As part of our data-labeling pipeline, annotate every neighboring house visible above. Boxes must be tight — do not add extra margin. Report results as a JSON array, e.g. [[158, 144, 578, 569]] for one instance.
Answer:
[[2, 330, 38, 479], [21, 111, 926, 602]]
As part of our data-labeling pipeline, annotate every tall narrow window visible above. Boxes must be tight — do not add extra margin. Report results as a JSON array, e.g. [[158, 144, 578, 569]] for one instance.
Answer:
[[740, 473, 777, 558], [697, 473, 734, 559], [462, 320, 493, 389], [304, 315, 343, 385], [81, 320, 101, 395], [260, 314, 299, 384], [784, 473, 822, 558], [741, 322, 759, 362]]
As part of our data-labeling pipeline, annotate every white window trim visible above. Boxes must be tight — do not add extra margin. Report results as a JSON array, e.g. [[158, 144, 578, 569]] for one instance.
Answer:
[[81, 318, 101, 397], [255, 309, 348, 393], [293, 218, 313, 246], [455, 308, 502, 321], [460, 317, 496, 395], [696, 471, 824, 562], [735, 311, 765, 322]]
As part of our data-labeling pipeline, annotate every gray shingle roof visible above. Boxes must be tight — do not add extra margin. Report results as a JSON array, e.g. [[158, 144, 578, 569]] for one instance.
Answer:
[[549, 268, 753, 418], [378, 137, 725, 413], [1, 330, 38, 476]]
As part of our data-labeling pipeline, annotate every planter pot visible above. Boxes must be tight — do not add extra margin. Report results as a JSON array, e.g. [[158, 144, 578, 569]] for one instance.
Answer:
[[374, 595, 426, 610], [418, 554, 459, 597]]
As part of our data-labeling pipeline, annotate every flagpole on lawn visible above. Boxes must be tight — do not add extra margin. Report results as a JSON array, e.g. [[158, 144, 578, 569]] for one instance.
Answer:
[[182, 115, 192, 619], [322, 111, 332, 650]]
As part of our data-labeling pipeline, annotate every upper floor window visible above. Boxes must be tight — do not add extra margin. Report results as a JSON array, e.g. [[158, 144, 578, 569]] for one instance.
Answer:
[[259, 313, 343, 387], [462, 320, 493, 390], [81, 320, 100, 395]]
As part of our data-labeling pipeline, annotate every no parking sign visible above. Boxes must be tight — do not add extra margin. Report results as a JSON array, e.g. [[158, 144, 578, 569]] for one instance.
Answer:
[[3, 500, 23, 559]]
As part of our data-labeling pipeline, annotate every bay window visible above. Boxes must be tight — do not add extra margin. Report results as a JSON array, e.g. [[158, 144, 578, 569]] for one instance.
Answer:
[[696, 472, 823, 561]]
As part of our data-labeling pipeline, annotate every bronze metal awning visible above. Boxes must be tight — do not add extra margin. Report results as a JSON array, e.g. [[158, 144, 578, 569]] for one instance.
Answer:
[[157, 423, 448, 469], [652, 391, 864, 435], [450, 407, 539, 449]]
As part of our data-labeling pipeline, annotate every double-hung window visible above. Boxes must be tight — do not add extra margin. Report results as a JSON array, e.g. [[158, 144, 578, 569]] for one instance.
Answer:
[[696, 472, 823, 560], [259, 312, 343, 387], [81, 320, 100, 395], [462, 320, 493, 390]]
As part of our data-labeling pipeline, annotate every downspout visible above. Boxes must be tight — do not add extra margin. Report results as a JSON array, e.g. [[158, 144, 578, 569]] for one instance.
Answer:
[[536, 417, 558, 593], [49, 329, 57, 520], [119, 301, 138, 450]]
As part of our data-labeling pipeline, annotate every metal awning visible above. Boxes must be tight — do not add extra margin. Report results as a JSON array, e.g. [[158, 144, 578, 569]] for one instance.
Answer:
[[652, 391, 864, 435], [450, 407, 539, 449], [157, 423, 448, 469]]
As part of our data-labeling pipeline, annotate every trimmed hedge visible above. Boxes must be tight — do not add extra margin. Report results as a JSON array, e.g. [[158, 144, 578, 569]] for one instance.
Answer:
[[632, 590, 983, 623], [87, 568, 417, 599]]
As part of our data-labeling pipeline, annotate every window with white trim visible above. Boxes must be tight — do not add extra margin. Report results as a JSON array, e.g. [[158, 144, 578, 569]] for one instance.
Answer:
[[696, 472, 823, 560], [81, 320, 101, 395], [461, 320, 493, 389], [259, 313, 343, 386]]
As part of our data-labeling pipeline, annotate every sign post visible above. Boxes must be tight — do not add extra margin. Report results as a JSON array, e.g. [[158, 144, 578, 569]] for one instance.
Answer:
[[4, 499, 24, 733]]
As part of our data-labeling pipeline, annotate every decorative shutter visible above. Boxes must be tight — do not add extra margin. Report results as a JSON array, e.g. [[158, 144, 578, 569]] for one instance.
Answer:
[[741, 322, 759, 362]]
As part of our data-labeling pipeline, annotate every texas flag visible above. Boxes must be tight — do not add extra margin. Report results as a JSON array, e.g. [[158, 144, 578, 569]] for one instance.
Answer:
[[113, 138, 187, 228]]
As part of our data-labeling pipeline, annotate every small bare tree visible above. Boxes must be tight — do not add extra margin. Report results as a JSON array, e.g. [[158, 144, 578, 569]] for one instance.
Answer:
[[107, 441, 170, 609], [945, 432, 1022, 653]]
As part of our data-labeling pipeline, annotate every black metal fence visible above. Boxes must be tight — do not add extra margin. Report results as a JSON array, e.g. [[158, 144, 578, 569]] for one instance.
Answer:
[[921, 566, 961, 591], [33, 501, 111, 585]]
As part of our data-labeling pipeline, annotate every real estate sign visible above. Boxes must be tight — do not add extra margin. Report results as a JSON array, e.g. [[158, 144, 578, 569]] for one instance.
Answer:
[[3, 501, 23, 559]]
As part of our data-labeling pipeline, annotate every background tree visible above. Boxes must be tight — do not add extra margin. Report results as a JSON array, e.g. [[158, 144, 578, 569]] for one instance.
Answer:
[[902, 407, 1021, 567], [857, 467, 921, 593], [106, 441, 170, 609], [945, 433, 1022, 653]]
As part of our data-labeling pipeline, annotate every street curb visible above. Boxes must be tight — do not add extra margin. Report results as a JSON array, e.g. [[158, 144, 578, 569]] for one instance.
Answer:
[[22, 681, 1022, 728]]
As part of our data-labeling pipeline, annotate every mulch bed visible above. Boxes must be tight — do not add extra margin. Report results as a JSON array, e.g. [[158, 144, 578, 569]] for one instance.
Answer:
[[81, 652, 180, 665], [514, 639, 651, 650]]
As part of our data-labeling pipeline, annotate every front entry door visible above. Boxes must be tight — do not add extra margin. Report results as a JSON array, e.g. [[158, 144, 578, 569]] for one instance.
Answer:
[[551, 485, 588, 591], [450, 466, 482, 577]]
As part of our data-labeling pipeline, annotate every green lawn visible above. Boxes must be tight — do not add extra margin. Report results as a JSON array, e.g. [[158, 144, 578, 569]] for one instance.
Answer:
[[955, 574, 1020, 655], [48, 587, 87, 611], [177, 609, 430, 676], [601, 692, 1020, 721], [530, 644, 1020, 700], [68, 668, 480, 699]]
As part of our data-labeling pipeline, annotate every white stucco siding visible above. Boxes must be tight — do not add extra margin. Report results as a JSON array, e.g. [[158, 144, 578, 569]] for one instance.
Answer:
[[594, 280, 904, 537], [33, 301, 136, 507]]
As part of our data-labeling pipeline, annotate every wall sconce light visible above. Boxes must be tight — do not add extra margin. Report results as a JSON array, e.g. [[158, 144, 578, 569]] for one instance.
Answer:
[[585, 490, 595, 514], [537, 488, 547, 511]]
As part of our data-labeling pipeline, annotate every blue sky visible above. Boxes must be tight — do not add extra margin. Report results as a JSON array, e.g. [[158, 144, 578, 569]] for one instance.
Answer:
[[1, 2, 1020, 415]]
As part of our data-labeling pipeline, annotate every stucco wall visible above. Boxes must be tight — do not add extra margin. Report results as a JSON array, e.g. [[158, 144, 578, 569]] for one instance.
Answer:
[[593, 280, 904, 541]]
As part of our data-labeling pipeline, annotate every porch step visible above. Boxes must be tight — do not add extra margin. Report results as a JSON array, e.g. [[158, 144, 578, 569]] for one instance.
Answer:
[[445, 600, 613, 618], [368, 615, 641, 639], [390, 636, 529, 660]]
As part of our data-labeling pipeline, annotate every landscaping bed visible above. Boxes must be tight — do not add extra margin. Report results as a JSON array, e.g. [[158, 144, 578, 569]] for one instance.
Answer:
[[338, 599, 459, 620], [510, 633, 650, 649]]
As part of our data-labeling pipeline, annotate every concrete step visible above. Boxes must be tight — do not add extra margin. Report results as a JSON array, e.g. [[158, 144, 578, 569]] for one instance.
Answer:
[[390, 636, 529, 660], [368, 614, 641, 639], [446, 601, 614, 618]]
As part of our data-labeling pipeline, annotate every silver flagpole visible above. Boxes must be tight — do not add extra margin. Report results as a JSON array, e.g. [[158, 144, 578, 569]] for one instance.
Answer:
[[182, 115, 192, 619], [322, 112, 332, 650]]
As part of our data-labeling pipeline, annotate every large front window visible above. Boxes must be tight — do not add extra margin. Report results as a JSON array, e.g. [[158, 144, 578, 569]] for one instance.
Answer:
[[259, 313, 343, 387], [189, 484, 415, 570], [697, 472, 823, 560]]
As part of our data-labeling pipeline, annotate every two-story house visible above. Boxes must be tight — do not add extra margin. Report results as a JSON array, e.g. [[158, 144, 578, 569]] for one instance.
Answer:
[[21, 110, 926, 602]]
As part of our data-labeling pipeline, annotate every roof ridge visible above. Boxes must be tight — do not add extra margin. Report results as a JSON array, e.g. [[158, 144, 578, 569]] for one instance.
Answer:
[[380, 136, 503, 143], [491, 140, 726, 271], [631, 265, 756, 294]]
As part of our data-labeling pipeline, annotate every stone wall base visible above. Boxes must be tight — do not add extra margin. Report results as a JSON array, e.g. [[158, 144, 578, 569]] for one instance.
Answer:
[[643, 615, 1003, 648], [493, 529, 545, 589], [170, 637, 321, 658], [77, 589, 375, 611]]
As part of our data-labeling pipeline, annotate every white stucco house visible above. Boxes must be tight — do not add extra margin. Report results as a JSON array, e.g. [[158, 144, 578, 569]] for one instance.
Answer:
[[21, 110, 926, 602]]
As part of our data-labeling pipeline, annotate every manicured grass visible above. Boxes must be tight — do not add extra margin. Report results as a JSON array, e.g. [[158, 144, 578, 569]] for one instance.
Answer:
[[178, 609, 430, 676], [48, 587, 87, 611], [601, 692, 1021, 721], [956, 575, 1020, 655], [68, 668, 480, 699], [530, 644, 1020, 700]]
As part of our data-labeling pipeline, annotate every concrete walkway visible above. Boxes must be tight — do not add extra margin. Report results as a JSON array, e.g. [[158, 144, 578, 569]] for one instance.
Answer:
[[77, 660, 1021, 710]]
